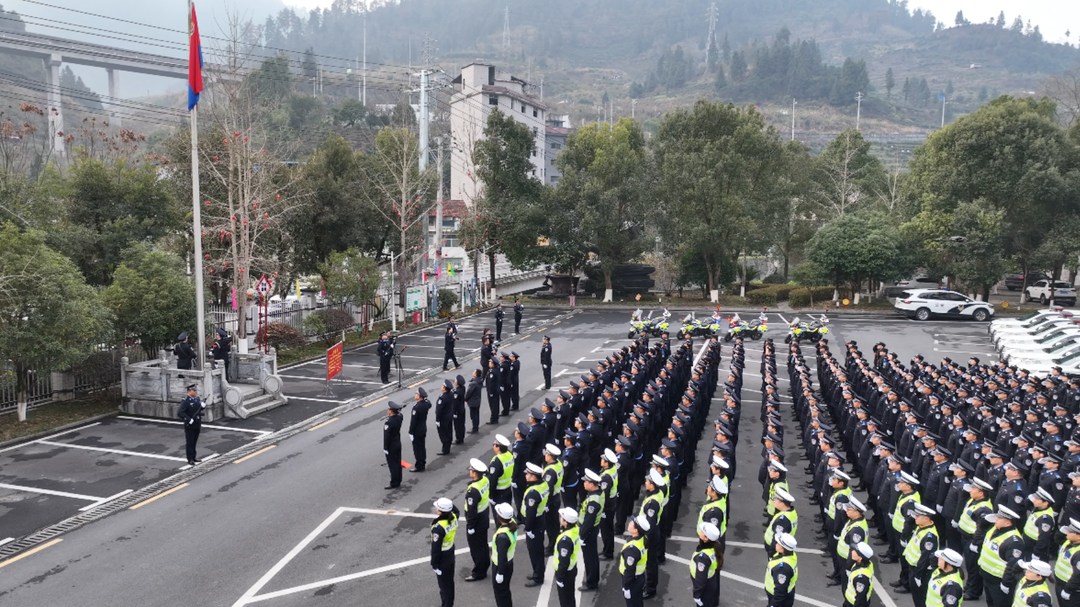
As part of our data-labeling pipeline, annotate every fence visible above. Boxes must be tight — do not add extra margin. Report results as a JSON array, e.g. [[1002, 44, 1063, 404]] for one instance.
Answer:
[[1, 344, 152, 415], [207, 293, 392, 337]]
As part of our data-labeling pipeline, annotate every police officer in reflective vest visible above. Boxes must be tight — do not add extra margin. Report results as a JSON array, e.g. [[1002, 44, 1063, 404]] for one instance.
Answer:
[[691, 522, 722, 607], [765, 487, 798, 557], [832, 497, 869, 586], [521, 463, 549, 587], [766, 533, 799, 607], [639, 470, 666, 598], [924, 548, 964, 607], [899, 503, 940, 605], [889, 472, 922, 564], [959, 477, 995, 600], [431, 498, 459, 607], [599, 449, 620, 559], [552, 507, 581, 607], [1021, 488, 1056, 562], [699, 476, 729, 541], [578, 469, 605, 592], [1012, 559, 1054, 607], [489, 502, 516, 606], [1055, 519, 1080, 607], [464, 459, 491, 582], [843, 542, 875, 607], [620, 516, 649, 607], [979, 506, 1025, 607], [543, 444, 565, 556], [489, 434, 515, 505]]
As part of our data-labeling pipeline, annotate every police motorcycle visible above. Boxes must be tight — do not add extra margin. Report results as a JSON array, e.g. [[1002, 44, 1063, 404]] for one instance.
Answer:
[[628, 309, 650, 339], [647, 308, 673, 337], [677, 312, 720, 339], [783, 315, 829, 344], [724, 314, 751, 342]]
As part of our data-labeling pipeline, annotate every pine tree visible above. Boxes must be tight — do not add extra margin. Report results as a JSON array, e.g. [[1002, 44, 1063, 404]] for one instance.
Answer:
[[729, 50, 747, 81], [714, 64, 727, 91], [706, 32, 719, 73], [885, 67, 895, 99], [954, 11, 966, 27], [722, 33, 731, 62], [902, 77, 911, 104], [1011, 16, 1024, 32], [996, 11, 1006, 27]]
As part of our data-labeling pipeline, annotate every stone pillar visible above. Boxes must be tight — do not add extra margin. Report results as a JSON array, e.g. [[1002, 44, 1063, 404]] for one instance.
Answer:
[[46, 53, 64, 157], [107, 68, 121, 128]]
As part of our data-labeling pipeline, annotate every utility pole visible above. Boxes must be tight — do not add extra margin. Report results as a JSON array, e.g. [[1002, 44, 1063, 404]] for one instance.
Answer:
[[597, 106, 601, 128], [940, 93, 947, 128], [855, 92, 864, 131], [418, 70, 429, 170], [632, 98, 637, 119], [539, 76, 544, 101], [503, 7, 510, 53], [610, 98, 614, 131], [791, 98, 796, 141], [434, 137, 444, 274]]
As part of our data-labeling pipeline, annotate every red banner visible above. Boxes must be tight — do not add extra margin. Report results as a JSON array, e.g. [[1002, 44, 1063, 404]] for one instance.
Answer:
[[327, 342, 343, 380]]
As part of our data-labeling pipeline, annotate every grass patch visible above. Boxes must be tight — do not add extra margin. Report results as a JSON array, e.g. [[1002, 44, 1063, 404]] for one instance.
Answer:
[[0, 391, 119, 443]]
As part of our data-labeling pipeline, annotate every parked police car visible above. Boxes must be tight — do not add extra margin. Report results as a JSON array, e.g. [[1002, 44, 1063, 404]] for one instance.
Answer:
[[893, 289, 994, 321]]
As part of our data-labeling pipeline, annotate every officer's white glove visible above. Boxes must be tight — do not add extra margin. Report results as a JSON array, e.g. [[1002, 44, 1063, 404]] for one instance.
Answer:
[[1000, 584, 1009, 594], [527, 531, 535, 539], [188, 418, 194, 425], [556, 580, 564, 588], [436, 422, 440, 427], [543, 365, 548, 369], [936, 504, 943, 513], [695, 599, 704, 606], [468, 528, 475, 535], [409, 434, 414, 441], [1064, 591, 1072, 600], [580, 540, 586, 546], [951, 520, 959, 528], [900, 541, 907, 547], [383, 450, 388, 454], [914, 577, 922, 587], [969, 543, 978, 553], [433, 569, 442, 576], [623, 588, 632, 599], [495, 574, 504, 584]]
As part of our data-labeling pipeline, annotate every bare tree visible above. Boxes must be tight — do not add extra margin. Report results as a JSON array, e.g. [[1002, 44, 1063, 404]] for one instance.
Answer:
[[877, 169, 905, 215], [817, 134, 863, 217], [1044, 66, 1080, 127]]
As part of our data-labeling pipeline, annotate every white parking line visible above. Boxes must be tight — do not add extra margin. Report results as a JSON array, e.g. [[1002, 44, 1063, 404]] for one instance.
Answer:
[[117, 416, 271, 435], [277, 374, 388, 386], [78, 489, 135, 512], [0, 422, 104, 454], [36, 440, 191, 462], [285, 396, 352, 404], [0, 482, 103, 502], [0, 537, 13, 547]]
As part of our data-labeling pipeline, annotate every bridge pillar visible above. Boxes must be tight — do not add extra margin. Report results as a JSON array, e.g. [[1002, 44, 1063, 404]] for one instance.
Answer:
[[46, 53, 64, 157], [107, 68, 121, 128]]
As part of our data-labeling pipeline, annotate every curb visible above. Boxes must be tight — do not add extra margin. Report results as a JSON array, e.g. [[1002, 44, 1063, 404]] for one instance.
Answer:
[[0, 309, 577, 561]]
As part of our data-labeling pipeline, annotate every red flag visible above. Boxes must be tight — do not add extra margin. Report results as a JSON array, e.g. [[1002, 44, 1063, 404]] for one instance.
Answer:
[[188, 4, 203, 111]]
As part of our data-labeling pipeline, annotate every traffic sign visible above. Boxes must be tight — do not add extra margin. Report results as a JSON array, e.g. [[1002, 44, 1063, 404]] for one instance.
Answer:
[[327, 342, 343, 380], [255, 274, 272, 297]]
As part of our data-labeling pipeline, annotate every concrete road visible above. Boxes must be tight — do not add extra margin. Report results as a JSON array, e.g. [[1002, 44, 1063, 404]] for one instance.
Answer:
[[0, 311, 975, 607]]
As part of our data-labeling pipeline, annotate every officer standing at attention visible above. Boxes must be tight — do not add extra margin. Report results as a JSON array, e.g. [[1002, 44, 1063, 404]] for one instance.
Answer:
[[509, 351, 522, 411], [174, 332, 197, 369], [541, 335, 553, 390], [443, 325, 460, 371], [177, 383, 205, 465], [923, 548, 964, 607], [578, 469, 605, 592], [552, 507, 581, 607], [620, 516, 650, 607], [522, 462, 549, 587], [377, 331, 393, 384], [1012, 559, 1054, 607], [466, 369, 484, 434], [410, 387, 431, 472], [464, 458, 491, 582], [1055, 519, 1080, 607], [489, 435, 515, 505], [690, 522, 722, 607], [436, 380, 455, 456], [843, 543, 875, 607], [514, 298, 524, 334], [766, 533, 799, 607], [481, 332, 494, 374], [453, 375, 467, 444], [495, 303, 505, 342], [431, 497, 459, 607], [486, 358, 502, 424], [491, 502, 518, 607], [383, 400, 404, 489], [210, 328, 231, 379]]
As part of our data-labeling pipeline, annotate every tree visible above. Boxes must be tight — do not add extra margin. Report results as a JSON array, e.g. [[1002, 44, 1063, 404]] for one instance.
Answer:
[[102, 244, 197, 358], [1011, 16, 1024, 32], [551, 119, 651, 301], [318, 248, 380, 307], [0, 223, 110, 421], [1045, 65, 1080, 127], [333, 98, 367, 128], [902, 77, 912, 104], [706, 32, 719, 73], [729, 51, 747, 82], [652, 101, 787, 301], [813, 129, 888, 218], [885, 68, 895, 99], [947, 200, 1006, 299], [301, 47, 317, 90], [762, 142, 818, 280], [996, 11, 1006, 28], [805, 213, 912, 297], [954, 11, 967, 27], [714, 64, 727, 91], [721, 33, 731, 62]]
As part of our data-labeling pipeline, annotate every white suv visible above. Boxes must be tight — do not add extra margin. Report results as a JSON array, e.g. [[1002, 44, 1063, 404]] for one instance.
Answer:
[[1025, 280, 1078, 306], [894, 289, 994, 322]]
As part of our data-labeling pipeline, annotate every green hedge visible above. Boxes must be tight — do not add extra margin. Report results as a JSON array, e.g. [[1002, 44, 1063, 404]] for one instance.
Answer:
[[745, 284, 795, 305], [789, 287, 836, 308]]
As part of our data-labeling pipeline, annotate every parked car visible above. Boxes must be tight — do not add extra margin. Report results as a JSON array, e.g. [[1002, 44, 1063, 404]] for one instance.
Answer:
[[1004, 272, 1049, 291], [1009, 348, 1080, 376], [1024, 280, 1078, 305], [894, 289, 994, 321], [989, 309, 1075, 337], [883, 276, 940, 298]]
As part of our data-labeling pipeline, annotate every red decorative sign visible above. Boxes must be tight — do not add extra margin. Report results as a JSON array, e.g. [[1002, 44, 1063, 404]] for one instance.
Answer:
[[327, 342, 343, 381]]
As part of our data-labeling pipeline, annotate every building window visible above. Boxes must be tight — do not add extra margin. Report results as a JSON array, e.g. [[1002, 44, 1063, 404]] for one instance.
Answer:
[[550, 142, 561, 150], [532, 149, 537, 157], [533, 109, 538, 117], [550, 176, 560, 184], [531, 170, 536, 176], [532, 126, 538, 135], [489, 95, 499, 106]]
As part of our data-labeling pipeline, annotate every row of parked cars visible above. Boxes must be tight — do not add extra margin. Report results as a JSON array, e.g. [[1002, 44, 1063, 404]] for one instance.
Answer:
[[990, 308, 1080, 374]]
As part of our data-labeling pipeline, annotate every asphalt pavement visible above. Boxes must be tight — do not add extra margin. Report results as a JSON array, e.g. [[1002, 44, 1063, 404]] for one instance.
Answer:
[[0, 310, 997, 607]]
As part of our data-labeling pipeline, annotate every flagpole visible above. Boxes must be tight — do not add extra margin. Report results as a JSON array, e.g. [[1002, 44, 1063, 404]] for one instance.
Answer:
[[189, 0, 207, 370]]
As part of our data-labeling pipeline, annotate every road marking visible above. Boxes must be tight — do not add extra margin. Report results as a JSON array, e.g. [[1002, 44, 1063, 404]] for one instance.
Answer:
[[277, 374, 385, 386], [408, 379, 426, 388], [778, 314, 789, 325], [284, 396, 351, 404], [128, 483, 189, 510], [0, 537, 13, 547], [177, 453, 220, 471], [342, 363, 426, 372], [362, 396, 388, 409], [667, 535, 826, 555], [932, 347, 996, 356], [233, 445, 276, 464], [574, 357, 587, 364], [552, 321, 561, 325], [36, 440, 191, 462], [0, 421, 105, 454], [78, 489, 135, 512], [0, 482, 103, 501], [117, 416, 271, 435], [307, 418, 339, 432], [0, 538, 62, 570]]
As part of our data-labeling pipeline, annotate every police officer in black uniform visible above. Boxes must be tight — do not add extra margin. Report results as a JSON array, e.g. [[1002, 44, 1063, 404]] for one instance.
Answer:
[[453, 374, 467, 444], [514, 299, 524, 334], [174, 332, 197, 370], [384, 400, 404, 489], [541, 335, 553, 390], [411, 387, 431, 472], [177, 383, 205, 465], [210, 328, 231, 379], [377, 331, 393, 384], [495, 304, 505, 342], [436, 380, 455, 455], [443, 325, 459, 371], [466, 369, 484, 433]]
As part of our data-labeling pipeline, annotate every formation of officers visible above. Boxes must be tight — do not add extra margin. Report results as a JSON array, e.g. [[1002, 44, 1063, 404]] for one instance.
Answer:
[[391, 325, 730, 607]]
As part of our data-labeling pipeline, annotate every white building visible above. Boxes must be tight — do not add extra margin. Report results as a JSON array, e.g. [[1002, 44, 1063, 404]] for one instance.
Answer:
[[450, 63, 547, 204]]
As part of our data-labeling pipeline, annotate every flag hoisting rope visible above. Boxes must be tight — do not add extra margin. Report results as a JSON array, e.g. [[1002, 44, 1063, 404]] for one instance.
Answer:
[[189, 1, 207, 368]]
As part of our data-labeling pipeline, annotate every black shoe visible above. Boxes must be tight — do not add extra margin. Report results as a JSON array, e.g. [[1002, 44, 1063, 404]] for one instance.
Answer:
[[600, 554, 613, 561], [526, 575, 535, 581], [188, 460, 196, 465], [895, 586, 911, 594], [455, 440, 464, 445], [465, 575, 485, 582], [193, 458, 202, 463], [384, 485, 399, 490], [410, 468, 424, 473], [880, 557, 898, 564], [962, 595, 980, 601], [487, 421, 498, 425], [872, 539, 888, 546], [852, 484, 866, 491], [525, 579, 542, 587], [889, 581, 904, 588], [809, 498, 820, 505], [827, 579, 842, 587], [543, 550, 554, 557], [578, 585, 598, 592], [438, 451, 450, 456], [642, 591, 657, 599]]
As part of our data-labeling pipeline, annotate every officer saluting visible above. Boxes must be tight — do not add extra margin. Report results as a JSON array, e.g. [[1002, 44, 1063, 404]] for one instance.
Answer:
[[495, 304, 505, 342], [174, 332, 197, 369], [384, 401, 405, 489], [177, 383, 205, 465], [541, 336, 553, 390]]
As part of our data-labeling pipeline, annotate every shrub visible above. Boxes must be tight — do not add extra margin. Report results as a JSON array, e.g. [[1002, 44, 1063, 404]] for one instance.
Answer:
[[437, 289, 460, 316], [302, 309, 355, 346], [260, 322, 307, 350], [789, 287, 836, 308], [762, 272, 788, 285], [745, 290, 777, 306]]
